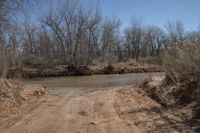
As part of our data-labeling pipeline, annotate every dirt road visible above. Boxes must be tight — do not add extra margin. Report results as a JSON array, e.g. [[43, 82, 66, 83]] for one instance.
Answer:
[[0, 85, 193, 133], [0, 86, 140, 133]]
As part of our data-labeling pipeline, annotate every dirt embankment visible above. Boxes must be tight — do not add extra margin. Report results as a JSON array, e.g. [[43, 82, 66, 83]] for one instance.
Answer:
[[141, 76, 200, 132], [0, 79, 47, 127], [8, 61, 162, 78], [115, 87, 194, 132]]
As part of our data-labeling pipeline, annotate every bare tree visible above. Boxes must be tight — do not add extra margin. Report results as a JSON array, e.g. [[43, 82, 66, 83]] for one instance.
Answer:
[[42, 0, 102, 67], [102, 17, 121, 65], [1, 0, 199, 77], [124, 18, 145, 60], [165, 20, 185, 43], [143, 26, 165, 56]]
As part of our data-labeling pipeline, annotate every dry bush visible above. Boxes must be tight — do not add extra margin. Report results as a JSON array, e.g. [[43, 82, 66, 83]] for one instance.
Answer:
[[138, 56, 162, 65], [0, 56, 8, 78], [0, 50, 17, 78], [163, 39, 200, 83], [20, 55, 45, 67], [0, 79, 23, 105], [115, 59, 140, 67]]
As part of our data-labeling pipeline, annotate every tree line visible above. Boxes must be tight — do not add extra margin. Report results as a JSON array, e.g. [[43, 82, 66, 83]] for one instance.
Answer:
[[0, 0, 199, 77]]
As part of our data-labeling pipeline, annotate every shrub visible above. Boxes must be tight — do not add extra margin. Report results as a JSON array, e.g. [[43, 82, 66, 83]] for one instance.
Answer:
[[138, 56, 162, 65], [104, 65, 114, 74], [163, 39, 200, 83], [0, 79, 23, 103], [20, 55, 44, 67]]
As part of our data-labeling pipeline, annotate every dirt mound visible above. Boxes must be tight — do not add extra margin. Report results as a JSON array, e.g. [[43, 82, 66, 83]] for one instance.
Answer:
[[0, 79, 47, 113], [101, 60, 162, 74]]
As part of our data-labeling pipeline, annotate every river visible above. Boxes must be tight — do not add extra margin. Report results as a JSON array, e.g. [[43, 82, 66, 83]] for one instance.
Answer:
[[27, 73, 164, 93]]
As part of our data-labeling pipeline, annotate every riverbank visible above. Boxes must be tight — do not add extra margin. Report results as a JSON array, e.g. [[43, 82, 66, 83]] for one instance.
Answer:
[[8, 61, 162, 78]]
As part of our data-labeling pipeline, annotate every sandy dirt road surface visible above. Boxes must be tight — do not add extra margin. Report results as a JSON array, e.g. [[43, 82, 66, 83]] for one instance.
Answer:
[[0, 85, 193, 133]]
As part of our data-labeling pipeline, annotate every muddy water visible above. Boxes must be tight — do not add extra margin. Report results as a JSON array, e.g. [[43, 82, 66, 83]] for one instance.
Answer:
[[27, 73, 164, 90]]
